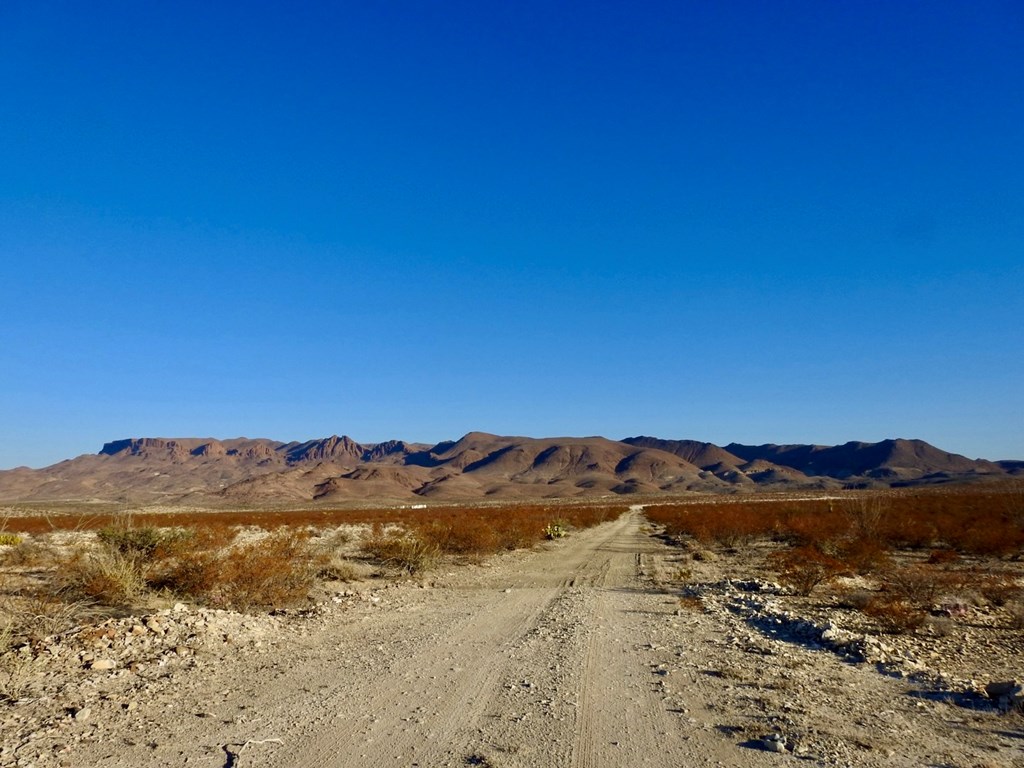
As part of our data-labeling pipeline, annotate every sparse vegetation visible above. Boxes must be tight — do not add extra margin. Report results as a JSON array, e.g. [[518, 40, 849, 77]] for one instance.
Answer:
[[361, 528, 440, 574], [646, 486, 1024, 637], [58, 547, 149, 605], [646, 487, 1024, 559], [1, 502, 627, 630], [770, 545, 844, 596], [862, 595, 926, 634]]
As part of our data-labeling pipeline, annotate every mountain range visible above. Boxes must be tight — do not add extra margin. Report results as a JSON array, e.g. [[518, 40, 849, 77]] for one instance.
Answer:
[[0, 433, 1018, 505]]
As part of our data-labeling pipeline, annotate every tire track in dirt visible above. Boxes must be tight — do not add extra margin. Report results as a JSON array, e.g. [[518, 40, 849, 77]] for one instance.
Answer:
[[569, 510, 744, 768], [274, 587, 561, 766], [267, 514, 639, 767]]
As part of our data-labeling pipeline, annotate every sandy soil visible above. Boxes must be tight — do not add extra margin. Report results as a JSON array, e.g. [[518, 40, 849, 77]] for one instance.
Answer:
[[5, 509, 1023, 767]]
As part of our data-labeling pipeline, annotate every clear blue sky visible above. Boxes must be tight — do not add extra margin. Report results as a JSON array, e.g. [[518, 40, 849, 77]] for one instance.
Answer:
[[2, 1, 1022, 468]]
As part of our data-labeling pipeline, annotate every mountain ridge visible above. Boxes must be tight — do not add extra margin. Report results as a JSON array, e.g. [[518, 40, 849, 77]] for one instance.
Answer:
[[0, 433, 1017, 504]]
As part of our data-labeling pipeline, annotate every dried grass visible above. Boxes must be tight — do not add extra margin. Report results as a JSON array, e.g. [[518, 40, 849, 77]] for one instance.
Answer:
[[361, 529, 440, 574], [58, 548, 148, 605]]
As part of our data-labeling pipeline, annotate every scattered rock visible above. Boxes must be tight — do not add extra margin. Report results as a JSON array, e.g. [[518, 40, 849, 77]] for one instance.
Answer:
[[760, 733, 787, 753]]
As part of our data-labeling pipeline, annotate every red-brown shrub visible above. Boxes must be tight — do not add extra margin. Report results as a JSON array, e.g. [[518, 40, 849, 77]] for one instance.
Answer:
[[643, 488, 1024, 560], [417, 518, 501, 561], [835, 536, 892, 575], [770, 545, 845, 596], [863, 595, 926, 634], [153, 529, 316, 610], [881, 565, 955, 608], [645, 502, 782, 547]]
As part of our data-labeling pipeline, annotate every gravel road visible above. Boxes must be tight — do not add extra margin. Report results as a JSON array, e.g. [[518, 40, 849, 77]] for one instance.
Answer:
[[255, 509, 740, 767]]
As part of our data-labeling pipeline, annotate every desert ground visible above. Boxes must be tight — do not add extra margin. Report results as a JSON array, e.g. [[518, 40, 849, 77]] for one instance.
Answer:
[[2, 497, 1023, 768]]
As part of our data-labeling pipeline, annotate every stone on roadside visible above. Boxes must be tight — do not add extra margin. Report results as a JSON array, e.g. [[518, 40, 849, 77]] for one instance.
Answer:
[[985, 680, 1018, 699], [761, 734, 787, 753]]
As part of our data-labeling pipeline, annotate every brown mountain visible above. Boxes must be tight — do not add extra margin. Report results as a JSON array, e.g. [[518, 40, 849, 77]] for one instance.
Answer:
[[724, 438, 1004, 485], [0, 434, 1014, 505], [620, 437, 746, 472]]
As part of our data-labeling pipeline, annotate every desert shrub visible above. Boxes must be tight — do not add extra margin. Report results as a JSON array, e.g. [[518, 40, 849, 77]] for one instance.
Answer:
[[312, 528, 352, 552], [97, 525, 192, 561], [0, 534, 22, 547], [0, 538, 54, 568], [770, 545, 844, 596], [97, 525, 162, 557], [61, 522, 215, 606], [835, 536, 891, 575], [418, 518, 500, 560], [492, 517, 542, 550], [4, 502, 625, 542], [862, 595, 925, 634], [946, 520, 1024, 558], [154, 530, 314, 610], [838, 496, 886, 541], [0, 617, 12, 655], [977, 572, 1022, 607], [155, 530, 315, 610], [216, 530, 315, 611], [700, 507, 772, 547], [151, 549, 222, 599], [316, 556, 361, 582], [58, 549, 147, 605], [361, 529, 439, 574], [671, 566, 692, 582], [882, 515, 937, 550], [0, 625, 38, 702], [643, 490, 1024, 560], [779, 506, 849, 549], [646, 503, 781, 547], [1, 589, 83, 642], [882, 565, 953, 608], [309, 529, 361, 581]]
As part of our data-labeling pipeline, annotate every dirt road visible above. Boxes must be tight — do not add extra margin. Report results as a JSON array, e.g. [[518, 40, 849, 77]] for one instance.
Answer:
[[61, 509, 1023, 768], [249, 509, 740, 767]]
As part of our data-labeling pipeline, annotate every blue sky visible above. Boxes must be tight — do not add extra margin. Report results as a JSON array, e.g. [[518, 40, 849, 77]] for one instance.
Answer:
[[2, 1, 1022, 468]]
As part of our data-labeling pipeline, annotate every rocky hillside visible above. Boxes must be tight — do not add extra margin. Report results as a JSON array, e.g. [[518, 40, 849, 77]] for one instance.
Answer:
[[0, 433, 1016, 504]]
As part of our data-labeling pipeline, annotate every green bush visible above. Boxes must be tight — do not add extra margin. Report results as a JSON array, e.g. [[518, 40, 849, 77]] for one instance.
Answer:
[[544, 522, 567, 540]]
